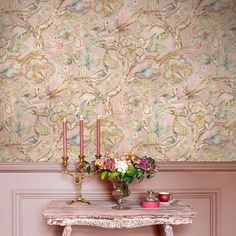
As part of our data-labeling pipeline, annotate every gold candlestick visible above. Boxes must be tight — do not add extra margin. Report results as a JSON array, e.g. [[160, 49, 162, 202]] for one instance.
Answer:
[[95, 154, 101, 159], [62, 156, 69, 173], [62, 155, 92, 205]]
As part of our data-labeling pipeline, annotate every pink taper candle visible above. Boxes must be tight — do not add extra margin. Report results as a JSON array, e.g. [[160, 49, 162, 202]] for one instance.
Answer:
[[96, 115, 101, 156], [63, 117, 67, 158], [80, 115, 84, 157]]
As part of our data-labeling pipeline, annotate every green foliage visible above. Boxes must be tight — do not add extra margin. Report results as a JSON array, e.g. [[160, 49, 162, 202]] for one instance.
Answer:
[[109, 170, 120, 179], [101, 170, 109, 180], [95, 152, 158, 185], [83, 160, 91, 174], [122, 176, 133, 183], [126, 165, 138, 177]]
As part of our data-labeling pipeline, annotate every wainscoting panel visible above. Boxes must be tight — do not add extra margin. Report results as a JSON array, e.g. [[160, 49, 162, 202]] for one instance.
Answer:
[[0, 162, 236, 236]]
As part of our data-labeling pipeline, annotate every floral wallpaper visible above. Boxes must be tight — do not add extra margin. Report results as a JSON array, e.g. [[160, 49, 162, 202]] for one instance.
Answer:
[[0, 0, 235, 163]]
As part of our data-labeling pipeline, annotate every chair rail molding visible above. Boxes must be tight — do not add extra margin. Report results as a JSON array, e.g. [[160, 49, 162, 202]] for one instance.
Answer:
[[1, 161, 236, 173]]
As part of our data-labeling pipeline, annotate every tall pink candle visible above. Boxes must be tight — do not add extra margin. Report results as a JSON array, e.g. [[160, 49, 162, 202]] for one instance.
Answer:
[[96, 115, 101, 156], [80, 115, 84, 157], [63, 117, 67, 158]]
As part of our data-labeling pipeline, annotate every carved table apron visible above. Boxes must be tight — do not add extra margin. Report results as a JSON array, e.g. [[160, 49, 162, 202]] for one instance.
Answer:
[[43, 200, 196, 236]]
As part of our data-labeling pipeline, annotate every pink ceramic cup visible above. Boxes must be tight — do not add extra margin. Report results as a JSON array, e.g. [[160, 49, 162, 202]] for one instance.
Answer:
[[158, 192, 172, 202]]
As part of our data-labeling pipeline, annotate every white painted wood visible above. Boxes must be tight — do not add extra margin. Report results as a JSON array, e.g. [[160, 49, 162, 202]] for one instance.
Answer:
[[163, 225, 174, 236], [62, 226, 72, 236]]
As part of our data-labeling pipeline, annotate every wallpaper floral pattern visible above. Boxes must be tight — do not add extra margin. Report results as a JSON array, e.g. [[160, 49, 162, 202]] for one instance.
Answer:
[[0, 0, 235, 162]]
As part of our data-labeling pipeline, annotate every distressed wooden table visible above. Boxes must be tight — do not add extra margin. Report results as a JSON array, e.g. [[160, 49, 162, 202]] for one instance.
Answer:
[[43, 200, 196, 236]]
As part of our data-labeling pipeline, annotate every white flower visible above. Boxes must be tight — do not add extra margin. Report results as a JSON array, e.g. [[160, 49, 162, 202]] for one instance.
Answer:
[[115, 159, 128, 174]]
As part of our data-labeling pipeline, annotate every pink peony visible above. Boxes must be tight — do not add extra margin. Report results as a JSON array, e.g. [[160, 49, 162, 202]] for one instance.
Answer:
[[104, 158, 116, 171], [136, 158, 149, 170]]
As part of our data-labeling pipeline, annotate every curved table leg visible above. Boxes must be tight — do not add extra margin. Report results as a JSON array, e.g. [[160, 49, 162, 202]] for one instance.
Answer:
[[62, 225, 72, 236], [162, 224, 174, 236]]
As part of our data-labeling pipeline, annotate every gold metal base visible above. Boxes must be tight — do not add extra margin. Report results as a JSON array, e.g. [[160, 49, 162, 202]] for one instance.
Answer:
[[67, 194, 92, 205]]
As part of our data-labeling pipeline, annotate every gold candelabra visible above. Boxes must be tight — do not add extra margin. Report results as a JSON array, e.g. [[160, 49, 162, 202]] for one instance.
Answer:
[[62, 115, 102, 205], [62, 155, 92, 205]]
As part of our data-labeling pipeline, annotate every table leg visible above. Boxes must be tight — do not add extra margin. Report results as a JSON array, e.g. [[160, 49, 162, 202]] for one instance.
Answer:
[[162, 224, 174, 236], [62, 225, 72, 236]]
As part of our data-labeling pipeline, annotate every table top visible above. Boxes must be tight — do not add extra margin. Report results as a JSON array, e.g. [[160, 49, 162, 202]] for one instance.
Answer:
[[43, 200, 197, 228]]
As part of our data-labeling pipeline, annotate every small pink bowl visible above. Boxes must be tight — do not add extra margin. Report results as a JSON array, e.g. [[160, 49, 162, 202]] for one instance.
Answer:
[[141, 201, 160, 208]]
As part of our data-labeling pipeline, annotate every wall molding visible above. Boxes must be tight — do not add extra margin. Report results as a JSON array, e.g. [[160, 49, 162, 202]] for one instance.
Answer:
[[2, 161, 236, 173], [171, 189, 220, 236], [12, 188, 219, 236], [12, 189, 113, 236], [158, 161, 236, 172]]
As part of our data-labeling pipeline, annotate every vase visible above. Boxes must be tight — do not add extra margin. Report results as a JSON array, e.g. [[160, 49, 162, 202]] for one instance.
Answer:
[[111, 181, 131, 210]]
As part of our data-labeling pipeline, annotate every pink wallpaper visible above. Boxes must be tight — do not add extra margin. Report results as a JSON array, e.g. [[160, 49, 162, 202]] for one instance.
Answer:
[[0, 0, 235, 162]]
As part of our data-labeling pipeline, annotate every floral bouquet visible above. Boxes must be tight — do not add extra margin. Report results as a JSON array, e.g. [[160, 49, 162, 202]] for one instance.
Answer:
[[95, 151, 158, 184], [95, 151, 158, 209]]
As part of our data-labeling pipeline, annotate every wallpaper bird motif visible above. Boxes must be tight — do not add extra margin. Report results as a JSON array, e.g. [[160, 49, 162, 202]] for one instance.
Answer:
[[0, 0, 235, 163]]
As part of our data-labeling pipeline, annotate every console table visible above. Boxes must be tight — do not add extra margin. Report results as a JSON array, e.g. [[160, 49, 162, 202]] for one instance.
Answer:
[[43, 200, 196, 236]]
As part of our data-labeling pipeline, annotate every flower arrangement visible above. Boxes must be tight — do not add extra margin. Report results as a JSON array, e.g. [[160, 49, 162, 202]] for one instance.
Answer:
[[95, 151, 158, 184]]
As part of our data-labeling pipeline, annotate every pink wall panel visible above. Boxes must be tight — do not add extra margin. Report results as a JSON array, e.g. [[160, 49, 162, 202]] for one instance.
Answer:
[[0, 162, 236, 236]]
